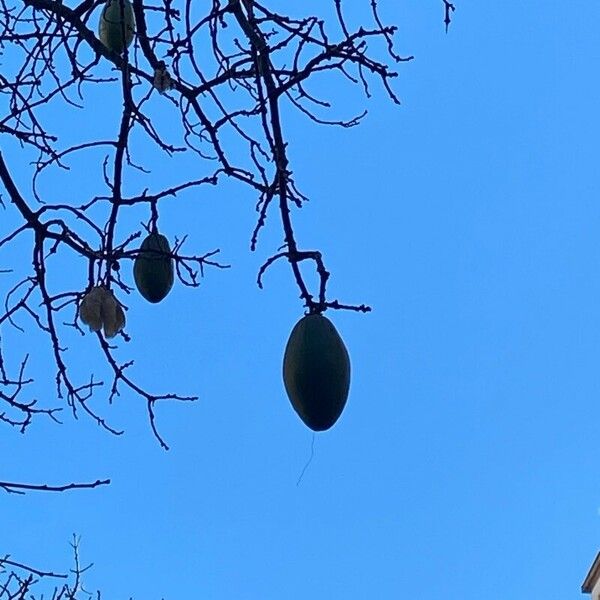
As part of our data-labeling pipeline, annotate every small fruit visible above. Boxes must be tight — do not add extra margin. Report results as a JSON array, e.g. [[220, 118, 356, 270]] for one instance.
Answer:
[[98, 0, 135, 54], [79, 286, 125, 338], [133, 232, 174, 303], [283, 313, 351, 431]]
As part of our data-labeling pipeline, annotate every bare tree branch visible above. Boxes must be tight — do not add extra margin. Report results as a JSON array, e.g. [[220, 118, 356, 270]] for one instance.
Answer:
[[442, 0, 456, 33], [0, 478, 110, 495], [1, 536, 101, 599]]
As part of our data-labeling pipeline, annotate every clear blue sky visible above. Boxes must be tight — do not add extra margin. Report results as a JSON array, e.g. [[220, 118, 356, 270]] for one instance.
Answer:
[[2, 2, 600, 598]]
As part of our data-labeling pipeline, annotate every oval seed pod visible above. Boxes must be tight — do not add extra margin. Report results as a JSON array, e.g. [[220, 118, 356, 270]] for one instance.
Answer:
[[133, 232, 174, 303], [283, 313, 351, 432], [98, 0, 135, 54]]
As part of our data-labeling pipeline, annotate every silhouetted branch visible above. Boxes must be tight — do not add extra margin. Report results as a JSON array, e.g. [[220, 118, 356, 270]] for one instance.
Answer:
[[0, 478, 110, 495], [0, 558, 67, 579], [1, 536, 100, 599], [442, 0, 456, 33]]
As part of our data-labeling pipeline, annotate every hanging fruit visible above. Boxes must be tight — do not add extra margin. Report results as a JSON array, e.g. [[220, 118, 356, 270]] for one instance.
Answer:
[[133, 232, 174, 303], [98, 0, 135, 54], [283, 313, 351, 431], [79, 286, 126, 338]]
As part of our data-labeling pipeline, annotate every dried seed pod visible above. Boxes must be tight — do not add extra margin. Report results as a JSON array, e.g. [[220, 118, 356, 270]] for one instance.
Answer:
[[79, 286, 105, 332], [153, 62, 173, 94], [101, 289, 126, 338], [79, 286, 125, 338]]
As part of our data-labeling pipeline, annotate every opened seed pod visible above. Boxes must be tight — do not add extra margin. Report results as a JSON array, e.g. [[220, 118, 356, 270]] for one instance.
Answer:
[[101, 289, 126, 338], [79, 286, 106, 333], [79, 286, 125, 338]]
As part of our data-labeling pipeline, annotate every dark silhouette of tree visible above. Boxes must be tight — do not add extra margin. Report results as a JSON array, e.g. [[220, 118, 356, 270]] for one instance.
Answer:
[[1, 537, 101, 599], [0, 0, 454, 595]]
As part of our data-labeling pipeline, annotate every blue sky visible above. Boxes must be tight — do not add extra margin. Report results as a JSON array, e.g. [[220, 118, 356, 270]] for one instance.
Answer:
[[2, 1, 600, 598]]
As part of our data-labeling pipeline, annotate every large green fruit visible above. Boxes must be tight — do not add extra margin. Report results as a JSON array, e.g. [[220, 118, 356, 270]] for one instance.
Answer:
[[133, 233, 174, 303], [283, 314, 351, 431], [98, 0, 135, 54]]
